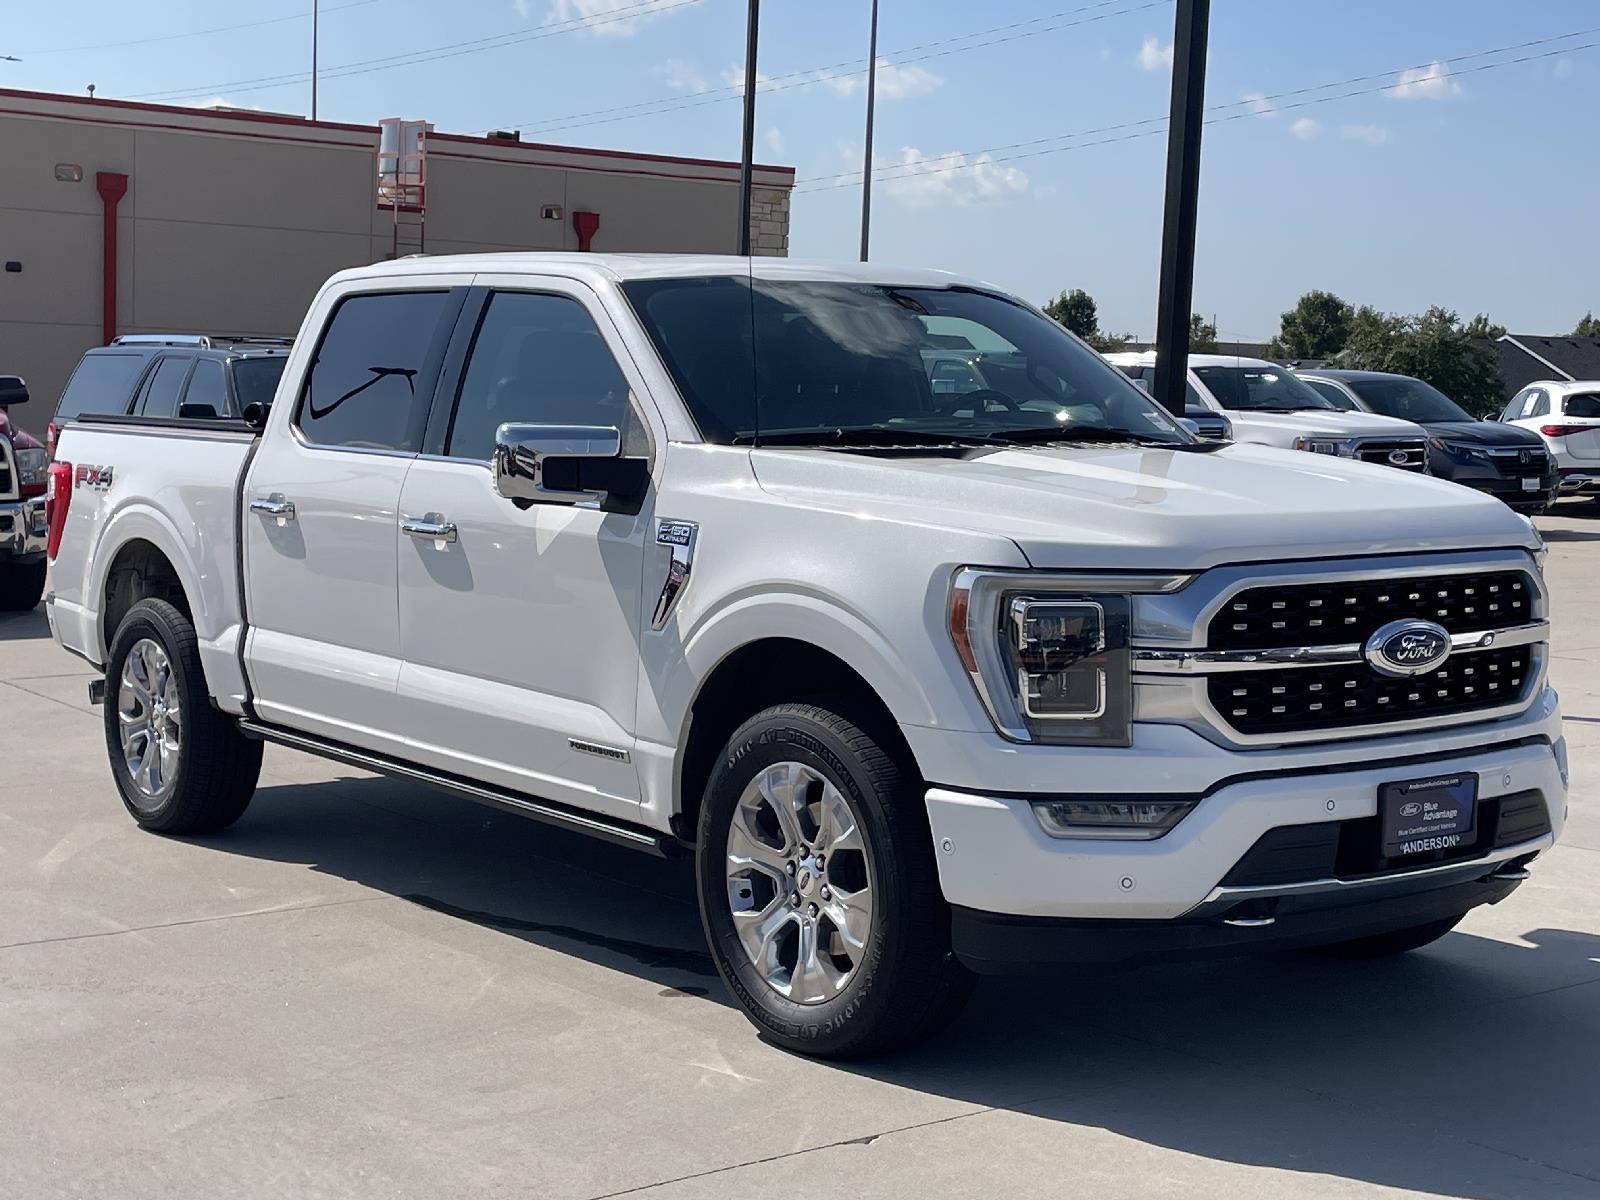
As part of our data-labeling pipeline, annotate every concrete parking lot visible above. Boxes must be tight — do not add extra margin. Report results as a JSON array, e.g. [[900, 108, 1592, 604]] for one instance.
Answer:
[[2, 510, 1596, 1200]]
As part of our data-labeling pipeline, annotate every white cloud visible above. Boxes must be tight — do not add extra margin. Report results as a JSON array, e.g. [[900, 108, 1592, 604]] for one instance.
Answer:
[[547, 0, 701, 37], [1341, 123, 1390, 145], [764, 126, 784, 155], [656, 57, 707, 93], [882, 145, 1028, 207], [1289, 117, 1321, 140], [814, 58, 943, 100], [1242, 91, 1277, 118], [513, 0, 531, 17], [1390, 60, 1462, 100], [1137, 35, 1173, 71], [720, 65, 771, 96]]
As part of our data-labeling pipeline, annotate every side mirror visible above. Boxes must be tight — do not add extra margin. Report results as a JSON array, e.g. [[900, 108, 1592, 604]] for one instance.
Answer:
[[1177, 414, 1232, 442], [1130, 377, 1152, 395], [0, 375, 29, 407], [493, 423, 646, 508]]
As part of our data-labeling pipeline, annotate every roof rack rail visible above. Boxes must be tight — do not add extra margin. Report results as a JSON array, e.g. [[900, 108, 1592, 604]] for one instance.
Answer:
[[111, 334, 213, 348], [214, 335, 294, 347]]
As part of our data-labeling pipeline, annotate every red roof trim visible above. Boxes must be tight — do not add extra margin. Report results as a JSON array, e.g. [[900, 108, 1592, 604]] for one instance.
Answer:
[[0, 86, 795, 179]]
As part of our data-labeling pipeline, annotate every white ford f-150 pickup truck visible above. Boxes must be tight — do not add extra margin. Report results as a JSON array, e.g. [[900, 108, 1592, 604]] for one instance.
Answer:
[[45, 255, 1567, 1058]]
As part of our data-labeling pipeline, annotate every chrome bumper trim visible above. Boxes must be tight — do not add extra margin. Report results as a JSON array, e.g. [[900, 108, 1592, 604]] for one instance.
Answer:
[[1184, 833, 1551, 918]]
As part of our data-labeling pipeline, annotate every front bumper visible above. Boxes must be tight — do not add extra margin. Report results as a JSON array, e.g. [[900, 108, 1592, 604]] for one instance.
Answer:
[[923, 695, 1566, 926], [0, 497, 46, 558]]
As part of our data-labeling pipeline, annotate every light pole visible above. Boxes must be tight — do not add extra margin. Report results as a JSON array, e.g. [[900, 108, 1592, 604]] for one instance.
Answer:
[[311, 0, 319, 120], [858, 0, 879, 262], [1150, 0, 1210, 418], [736, 0, 760, 255]]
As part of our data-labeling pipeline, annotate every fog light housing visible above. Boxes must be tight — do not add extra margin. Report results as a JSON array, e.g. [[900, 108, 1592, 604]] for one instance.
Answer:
[[1033, 798, 1195, 840]]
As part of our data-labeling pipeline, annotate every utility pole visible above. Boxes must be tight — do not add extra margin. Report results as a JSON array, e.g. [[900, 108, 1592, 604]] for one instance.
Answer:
[[736, 0, 760, 256], [858, 0, 879, 262], [1150, 0, 1210, 417], [311, 0, 319, 120]]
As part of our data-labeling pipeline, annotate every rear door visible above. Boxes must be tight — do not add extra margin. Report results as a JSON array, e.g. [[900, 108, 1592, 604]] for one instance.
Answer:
[[242, 282, 469, 751], [391, 277, 659, 816]]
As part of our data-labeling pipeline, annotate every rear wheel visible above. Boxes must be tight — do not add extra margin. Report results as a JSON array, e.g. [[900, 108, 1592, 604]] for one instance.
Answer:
[[1314, 914, 1463, 959], [0, 559, 46, 611], [696, 703, 974, 1059], [103, 598, 262, 834]]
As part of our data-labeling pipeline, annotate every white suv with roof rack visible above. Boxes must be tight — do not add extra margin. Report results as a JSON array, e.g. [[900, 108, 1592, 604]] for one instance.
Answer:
[[1105, 350, 1431, 471], [43, 254, 1567, 1059]]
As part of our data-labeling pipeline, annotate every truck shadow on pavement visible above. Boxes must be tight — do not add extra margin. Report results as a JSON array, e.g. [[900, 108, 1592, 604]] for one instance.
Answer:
[[211, 774, 1600, 1199]]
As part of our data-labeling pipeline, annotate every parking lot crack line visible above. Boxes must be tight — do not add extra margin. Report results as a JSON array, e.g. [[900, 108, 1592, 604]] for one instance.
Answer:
[[0, 677, 100, 719], [0, 894, 389, 952]]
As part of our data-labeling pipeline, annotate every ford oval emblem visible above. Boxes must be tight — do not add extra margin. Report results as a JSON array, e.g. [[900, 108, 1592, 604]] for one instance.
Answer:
[[1364, 619, 1452, 678], [1387, 449, 1411, 466], [1399, 801, 1422, 817]]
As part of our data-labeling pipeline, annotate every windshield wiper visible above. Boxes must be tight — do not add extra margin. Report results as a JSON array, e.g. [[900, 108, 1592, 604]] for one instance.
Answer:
[[740, 427, 1012, 449]]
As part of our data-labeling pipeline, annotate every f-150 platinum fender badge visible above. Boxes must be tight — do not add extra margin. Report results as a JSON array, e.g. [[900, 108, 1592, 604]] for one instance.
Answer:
[[652, 519, 698, 630]]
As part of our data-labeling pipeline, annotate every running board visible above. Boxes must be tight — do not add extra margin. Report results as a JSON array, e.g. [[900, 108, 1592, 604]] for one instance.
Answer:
[[236, 719, 680, 858]]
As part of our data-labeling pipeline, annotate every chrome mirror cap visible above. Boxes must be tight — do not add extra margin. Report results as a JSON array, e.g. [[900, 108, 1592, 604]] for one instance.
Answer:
[[493, 423, 621, 506]]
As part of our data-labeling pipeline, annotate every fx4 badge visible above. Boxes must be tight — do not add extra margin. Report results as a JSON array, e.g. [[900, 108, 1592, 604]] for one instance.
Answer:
[[74, 463, 114, 491]]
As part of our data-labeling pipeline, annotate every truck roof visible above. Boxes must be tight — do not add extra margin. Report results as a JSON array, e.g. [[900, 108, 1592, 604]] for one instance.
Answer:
[[327, 253, 997, 292]]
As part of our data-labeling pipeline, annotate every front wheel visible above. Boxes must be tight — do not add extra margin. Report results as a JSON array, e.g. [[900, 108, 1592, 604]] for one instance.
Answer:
[[696, 703, 974, 1059], [0, 558, 46, 611], [104, 598, 263, 833]]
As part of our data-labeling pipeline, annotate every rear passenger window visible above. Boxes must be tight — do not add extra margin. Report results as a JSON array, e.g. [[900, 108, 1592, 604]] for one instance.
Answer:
[[182, 359, 228, 416], [298, 291, 451, 451], [138, 356, 194, 418], [446, 292, 630, 461], [1565, 393, 1600, 419], [54, 352, 146, 419]]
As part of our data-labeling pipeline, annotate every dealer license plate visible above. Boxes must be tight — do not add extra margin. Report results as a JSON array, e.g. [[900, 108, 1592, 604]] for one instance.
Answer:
[[1521, 477, 1540, 492], [1380, 773, 1478, 859]]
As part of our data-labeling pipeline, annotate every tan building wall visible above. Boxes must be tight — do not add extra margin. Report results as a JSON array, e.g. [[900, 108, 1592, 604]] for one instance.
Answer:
[[0, 89, 794, 409]]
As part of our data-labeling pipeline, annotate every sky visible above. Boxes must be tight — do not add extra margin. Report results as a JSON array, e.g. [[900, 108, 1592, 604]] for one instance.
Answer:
[[3, 0, 1596, 341]]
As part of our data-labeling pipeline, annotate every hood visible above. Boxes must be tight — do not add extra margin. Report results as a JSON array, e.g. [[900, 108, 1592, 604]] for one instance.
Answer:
[[750, 441, 1537, 571], [1421, 419, 1544, 448], [1223, 409, 1422, 437], [0, 410, 40, 451]]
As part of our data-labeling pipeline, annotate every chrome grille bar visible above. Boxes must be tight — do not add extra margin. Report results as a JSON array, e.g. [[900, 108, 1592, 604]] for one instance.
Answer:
[[1133, 620, 1549, 675]]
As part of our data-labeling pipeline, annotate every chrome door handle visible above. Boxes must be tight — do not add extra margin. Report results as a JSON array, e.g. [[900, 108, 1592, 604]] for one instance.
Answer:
[[401, 516, 458, 544], [249, 495, 295, 521]]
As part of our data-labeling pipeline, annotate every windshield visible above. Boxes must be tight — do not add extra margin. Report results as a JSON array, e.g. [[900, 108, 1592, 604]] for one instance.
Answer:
[[233, 356, 288, 412], [1348, 376, 1472, 422], [1194, 364, 1339, 412], [621, 277, 1191, 447]]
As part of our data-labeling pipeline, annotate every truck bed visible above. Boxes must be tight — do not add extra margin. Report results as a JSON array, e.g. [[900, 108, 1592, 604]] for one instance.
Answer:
[[48, 417, 258, 713]]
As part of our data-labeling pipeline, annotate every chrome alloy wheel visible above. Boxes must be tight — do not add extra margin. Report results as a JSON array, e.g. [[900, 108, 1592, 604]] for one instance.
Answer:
[[725, 761, 874, 1004], [118, 638, 182, 806]]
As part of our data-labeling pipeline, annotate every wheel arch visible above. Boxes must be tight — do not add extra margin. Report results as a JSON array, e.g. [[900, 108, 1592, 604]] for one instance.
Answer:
[[90, 507, 206, 660]]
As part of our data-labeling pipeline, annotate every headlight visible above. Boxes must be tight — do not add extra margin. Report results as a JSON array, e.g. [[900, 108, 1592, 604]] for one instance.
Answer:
[[1292, 435, 1352, 456], [1427, 437, 1486, 459], [949, 568, 1187, 746], [13, 447, 47, 488]]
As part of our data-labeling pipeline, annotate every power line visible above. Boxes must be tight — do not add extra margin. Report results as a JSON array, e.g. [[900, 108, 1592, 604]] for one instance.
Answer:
[[18, 0, 382, 57], [506, 0, 1173, 137], [794, 27, 1600, 194], [489, 0, 1164, 135], [131, 0, 701, 102]]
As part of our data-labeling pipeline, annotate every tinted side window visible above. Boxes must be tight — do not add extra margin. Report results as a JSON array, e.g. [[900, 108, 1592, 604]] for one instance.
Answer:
[[1564, 393, 1600, 419], [182, 359, 228, 416], [298, 291, 451, 451], [55, 352, 146, 419], [1501, 391, 1528, 422], [447, 292, 630, 461], [139, 356, 194, 418]]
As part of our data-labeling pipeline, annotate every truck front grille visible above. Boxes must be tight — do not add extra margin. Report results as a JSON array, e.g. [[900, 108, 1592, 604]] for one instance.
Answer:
[[0, 438, 14, 500], [1356, 438, 1428, 472], [1210, 644, 1533, 736], [1208, 570, 1534, 651]]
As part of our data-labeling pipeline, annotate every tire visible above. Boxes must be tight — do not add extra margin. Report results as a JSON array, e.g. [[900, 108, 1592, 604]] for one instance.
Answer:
[[0, 559, 46, 611], [696, 703, 974, 1059], [103, 598, 262, 834], [1314, 914, 1464, 959]]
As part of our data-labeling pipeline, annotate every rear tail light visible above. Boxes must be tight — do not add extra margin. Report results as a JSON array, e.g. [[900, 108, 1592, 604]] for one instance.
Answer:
[[46, 421, 60, 461], [1539, 424, 1591, 438], [45, 461, 72, 560]]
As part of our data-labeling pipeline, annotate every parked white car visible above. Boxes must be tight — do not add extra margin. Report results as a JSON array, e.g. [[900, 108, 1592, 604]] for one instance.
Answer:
[[1498, 379, 1600, 501], [1105, 351, 1431, 471], [44, 256, 1565, 1058]]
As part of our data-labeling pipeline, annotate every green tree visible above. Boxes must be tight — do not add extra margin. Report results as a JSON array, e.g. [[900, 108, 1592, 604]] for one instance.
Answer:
[[1273, 290, 1354, 360], [1337, 306, 1504, 417], [1043, 288, 1100, 340], [1465, 313, 1506, 339], [1189, 312, 1219, 352], [1575, 312, 1600, 338]]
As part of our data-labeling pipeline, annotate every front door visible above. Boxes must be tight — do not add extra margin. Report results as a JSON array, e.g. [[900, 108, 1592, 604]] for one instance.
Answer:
[[243, 283, 466, 753], [393, 279, 658, 821]]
